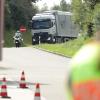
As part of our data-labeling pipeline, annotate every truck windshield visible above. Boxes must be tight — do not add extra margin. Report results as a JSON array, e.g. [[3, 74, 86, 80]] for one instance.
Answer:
[[32, 19, 52, 29]]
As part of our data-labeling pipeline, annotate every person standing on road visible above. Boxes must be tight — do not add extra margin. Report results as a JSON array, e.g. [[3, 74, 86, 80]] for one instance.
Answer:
[[67, 31, 100, 100]]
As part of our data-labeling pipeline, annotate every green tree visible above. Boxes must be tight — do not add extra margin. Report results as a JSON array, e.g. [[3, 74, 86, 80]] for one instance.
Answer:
[[83, 0, 100, 9], [51, 0, 71, 11], [71, 0, 85, 29], [71, 0, 100, 36], [51, 4, 61, 10], [60, 0, 71, 11], [93, 3, 100, 31], [5, 0, 39, 30], [5, 0, 12, 29], [39, 3, 48, 12]]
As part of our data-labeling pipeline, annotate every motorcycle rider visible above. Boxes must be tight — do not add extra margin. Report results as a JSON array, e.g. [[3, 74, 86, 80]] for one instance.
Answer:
[[13, 30, 23, 47], [13, 30, 23, 41]]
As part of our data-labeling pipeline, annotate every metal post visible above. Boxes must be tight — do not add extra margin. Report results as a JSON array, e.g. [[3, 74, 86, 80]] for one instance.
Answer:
[[39, 36, 40, 45], [0, 0, 5, 60]]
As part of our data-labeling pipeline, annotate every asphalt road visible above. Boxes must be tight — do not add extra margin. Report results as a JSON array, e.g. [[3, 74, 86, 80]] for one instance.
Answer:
[[0, 47, 71, 100]]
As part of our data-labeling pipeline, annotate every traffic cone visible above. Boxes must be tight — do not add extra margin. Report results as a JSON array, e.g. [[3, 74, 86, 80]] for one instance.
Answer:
[[0, 77, 11, 98], [34, 83, 41, 100], [19, 71, 28, 88]]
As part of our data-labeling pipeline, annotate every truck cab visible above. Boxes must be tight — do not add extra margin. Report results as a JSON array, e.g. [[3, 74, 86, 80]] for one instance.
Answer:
[[31, 13, 56, 44]]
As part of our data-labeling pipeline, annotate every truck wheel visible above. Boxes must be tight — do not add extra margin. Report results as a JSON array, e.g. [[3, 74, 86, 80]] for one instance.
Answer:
[[54, 37, 57, 43], [32, 41, 36, 45], [52, 37, 56, 43], [48, 36, 56, 44], [37, 40, 39, 45], [32, 37, 36, 45]]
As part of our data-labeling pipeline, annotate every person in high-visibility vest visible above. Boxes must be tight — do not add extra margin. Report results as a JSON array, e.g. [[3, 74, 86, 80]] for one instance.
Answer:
[[67, 31, 100, 100]]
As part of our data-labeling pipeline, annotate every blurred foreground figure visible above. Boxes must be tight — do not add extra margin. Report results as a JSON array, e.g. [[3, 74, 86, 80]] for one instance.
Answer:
[[68, 31, 100, 100]]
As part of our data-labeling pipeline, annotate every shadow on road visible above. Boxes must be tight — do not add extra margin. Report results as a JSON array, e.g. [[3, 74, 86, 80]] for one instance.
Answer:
[[0, 66, 13, 70], [5, 80, 50, 86]]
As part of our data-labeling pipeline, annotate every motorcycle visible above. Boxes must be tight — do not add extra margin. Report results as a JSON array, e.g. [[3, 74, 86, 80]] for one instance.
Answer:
[[13, 36, 21, 48]]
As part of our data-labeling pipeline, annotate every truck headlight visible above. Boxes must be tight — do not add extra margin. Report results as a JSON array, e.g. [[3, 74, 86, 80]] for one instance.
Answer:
[[33, 39, 35, 41], [47, 37, 51, 41]]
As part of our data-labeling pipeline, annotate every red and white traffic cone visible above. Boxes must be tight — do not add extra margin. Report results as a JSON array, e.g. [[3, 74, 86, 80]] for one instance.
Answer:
[[0, 77, 11, 98], [19, 71, 28, 88], [34, 83, 41, 100]]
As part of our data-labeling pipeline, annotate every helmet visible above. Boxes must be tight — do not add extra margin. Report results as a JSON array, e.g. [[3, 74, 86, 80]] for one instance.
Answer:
[[17, 30, 20, 33], [67, 41, 100, 100]]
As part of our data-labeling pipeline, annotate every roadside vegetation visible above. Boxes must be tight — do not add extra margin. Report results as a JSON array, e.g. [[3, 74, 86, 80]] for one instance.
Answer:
[[35, 36, 92, 57]]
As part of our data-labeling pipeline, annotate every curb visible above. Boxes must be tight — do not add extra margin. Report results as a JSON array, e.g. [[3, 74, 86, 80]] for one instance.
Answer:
[[33, 46, 72, 59]]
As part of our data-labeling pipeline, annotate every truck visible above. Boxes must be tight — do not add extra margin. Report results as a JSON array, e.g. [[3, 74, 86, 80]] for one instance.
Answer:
[[30, 10, 79, 44]]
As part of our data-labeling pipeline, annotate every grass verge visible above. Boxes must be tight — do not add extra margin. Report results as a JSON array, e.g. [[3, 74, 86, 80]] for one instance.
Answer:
[[35, 37, 92, 57]]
